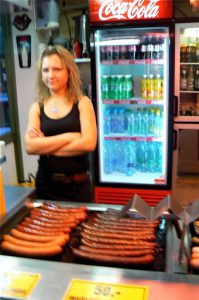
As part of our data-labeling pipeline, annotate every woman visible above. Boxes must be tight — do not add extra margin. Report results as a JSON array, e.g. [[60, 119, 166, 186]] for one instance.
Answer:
[[25, 45, 97, 202]]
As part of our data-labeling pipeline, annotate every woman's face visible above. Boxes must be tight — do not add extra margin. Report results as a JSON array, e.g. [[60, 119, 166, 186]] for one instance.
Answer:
[[41, 54, 69, 93]]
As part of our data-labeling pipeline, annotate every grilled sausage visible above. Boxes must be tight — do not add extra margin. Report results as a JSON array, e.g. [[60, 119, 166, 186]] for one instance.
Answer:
[[16, 224, 68, 236], [1, 241, 63, 257], [3, 234, 69, 247], [20, 221, 71, 233], [81, 231, 156, 243], [10, 228, 66, 242], [82, 228, 156, 240], [94, 219, 158, 228], [26, 216, 77, 227], [73, 248, 155, 264], [81, 238, 157, 249], [96, 214, 159, 224], [79, 245, 155, 257], [23, 217, 77, 229], [30, 209, 87, 222], [41, 204, 87, 213], [82, 224, 155, 234], [30, 209, 77, 220]]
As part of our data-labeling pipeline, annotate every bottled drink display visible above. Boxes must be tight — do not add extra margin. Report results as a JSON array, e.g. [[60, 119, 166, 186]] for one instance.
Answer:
[[180, 67, 188, 90], [195, 67, 199, 91], [101, 74, 134, 100], [103, 140, 162, 176], [97, 27, 169, 184], [187, 66, 194, 91], [180, 66, 199, 91], [103, 107, 163, 137], [178, 26, 199, 117]]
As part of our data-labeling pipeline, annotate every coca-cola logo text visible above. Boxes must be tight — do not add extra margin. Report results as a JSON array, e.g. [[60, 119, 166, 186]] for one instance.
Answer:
[[98, 0, 160, 21]]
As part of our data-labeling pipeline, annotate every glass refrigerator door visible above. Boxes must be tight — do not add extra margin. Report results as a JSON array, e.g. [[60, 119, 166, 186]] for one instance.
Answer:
[[175, 23, 199, 122], [94, 26, 170, 186]]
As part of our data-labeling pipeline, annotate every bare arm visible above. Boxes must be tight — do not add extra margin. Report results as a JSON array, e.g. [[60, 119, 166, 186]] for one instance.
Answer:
[[51, 96, 97, 156], [24, 102, 81, 155]]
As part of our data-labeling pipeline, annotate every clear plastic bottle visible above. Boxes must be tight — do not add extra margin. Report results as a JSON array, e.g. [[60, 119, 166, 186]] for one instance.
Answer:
[[154, 142, 163, 172], [142, 108, 149, 135], [111, 108, 119, 133], [126, 109, 135, 135], [137, 141, 148, 172], [112, 141, 119, 172], [149, 107, 155, 135], [103, 141, 113, 174], [118, 108, 125, 133], [147, 74, 155, 100], [147, 142, 156, 172], [141, 74, 148, 99], [124, 141, 137, 176], [135, 108, 142, 135], [154, 74, 162, 100], [154, 107, 163, 137], [104, 109, 111, 134]]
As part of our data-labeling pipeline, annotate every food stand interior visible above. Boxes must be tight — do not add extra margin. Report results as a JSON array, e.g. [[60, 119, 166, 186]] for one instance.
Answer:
[[1, 1, 199, 299]]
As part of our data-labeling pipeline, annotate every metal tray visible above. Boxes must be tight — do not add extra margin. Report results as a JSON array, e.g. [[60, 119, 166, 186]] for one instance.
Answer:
[[0, 201, 171, 273]]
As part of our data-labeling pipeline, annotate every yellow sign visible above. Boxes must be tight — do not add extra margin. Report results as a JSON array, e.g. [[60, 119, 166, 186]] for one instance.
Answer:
[[0, 272, 40, 299], [63, 279, 149, 300]]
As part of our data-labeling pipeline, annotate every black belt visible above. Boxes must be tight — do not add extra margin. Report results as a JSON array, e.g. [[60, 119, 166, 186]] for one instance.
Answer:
[[51, 172, 88, 183]]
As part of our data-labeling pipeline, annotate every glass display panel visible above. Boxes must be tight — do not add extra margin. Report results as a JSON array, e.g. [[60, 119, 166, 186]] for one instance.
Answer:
[[94, 27, 170, 186]]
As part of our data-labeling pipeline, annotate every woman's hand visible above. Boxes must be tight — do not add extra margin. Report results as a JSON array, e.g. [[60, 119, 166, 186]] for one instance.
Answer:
[[27, 127, 44, 138]]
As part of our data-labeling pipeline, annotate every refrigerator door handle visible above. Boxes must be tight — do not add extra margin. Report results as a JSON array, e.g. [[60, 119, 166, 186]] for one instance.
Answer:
[[173, 129, 177, 150], [173, 95, 178, 117]]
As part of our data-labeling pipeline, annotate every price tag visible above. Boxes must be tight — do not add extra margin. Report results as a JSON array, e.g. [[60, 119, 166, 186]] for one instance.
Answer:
[[0, 272, 40, 299], [63, 279, 149, 300]]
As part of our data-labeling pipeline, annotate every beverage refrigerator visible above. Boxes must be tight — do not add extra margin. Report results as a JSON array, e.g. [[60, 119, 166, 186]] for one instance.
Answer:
[[172, 21, 199, 185], [89, 0, 174, 205]]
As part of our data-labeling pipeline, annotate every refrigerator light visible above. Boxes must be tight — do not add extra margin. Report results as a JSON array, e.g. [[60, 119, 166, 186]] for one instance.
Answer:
[[184, 28, 199, 37], [96, 38, 140, 46]]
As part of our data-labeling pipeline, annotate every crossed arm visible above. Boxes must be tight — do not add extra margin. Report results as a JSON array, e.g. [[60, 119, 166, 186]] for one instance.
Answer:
[[24, 97, 97, 157]]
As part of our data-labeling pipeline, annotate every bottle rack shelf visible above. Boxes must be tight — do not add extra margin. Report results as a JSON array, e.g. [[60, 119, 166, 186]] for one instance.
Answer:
[[104, 136, 163, 142], [101, 59, 164, 66], [102, 99, 164, 105], [180, 90, 199, 93]]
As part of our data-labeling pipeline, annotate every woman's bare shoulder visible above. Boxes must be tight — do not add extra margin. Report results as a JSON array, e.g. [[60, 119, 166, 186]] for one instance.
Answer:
[[29, 101, 41, 114], [78, 95, 92, 105]]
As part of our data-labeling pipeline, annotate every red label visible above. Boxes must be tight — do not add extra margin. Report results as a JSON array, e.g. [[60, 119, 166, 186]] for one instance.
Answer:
[[89, 0, 173, 23]]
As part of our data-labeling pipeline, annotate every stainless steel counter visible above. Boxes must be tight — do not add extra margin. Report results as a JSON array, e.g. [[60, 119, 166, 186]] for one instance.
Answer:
[[0, 255, 198, 300], [1, 185, 35, 227]]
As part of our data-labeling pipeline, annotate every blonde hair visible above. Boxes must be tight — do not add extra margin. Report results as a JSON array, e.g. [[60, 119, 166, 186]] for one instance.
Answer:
[[36, 45, 83, 104]]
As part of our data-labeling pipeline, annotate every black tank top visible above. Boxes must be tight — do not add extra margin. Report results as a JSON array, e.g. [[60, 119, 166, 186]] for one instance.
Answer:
[[38, 103, 89, 175]]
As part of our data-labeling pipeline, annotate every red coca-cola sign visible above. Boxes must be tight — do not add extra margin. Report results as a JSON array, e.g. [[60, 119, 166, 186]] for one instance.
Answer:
[[89, 0, 173, 23]]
